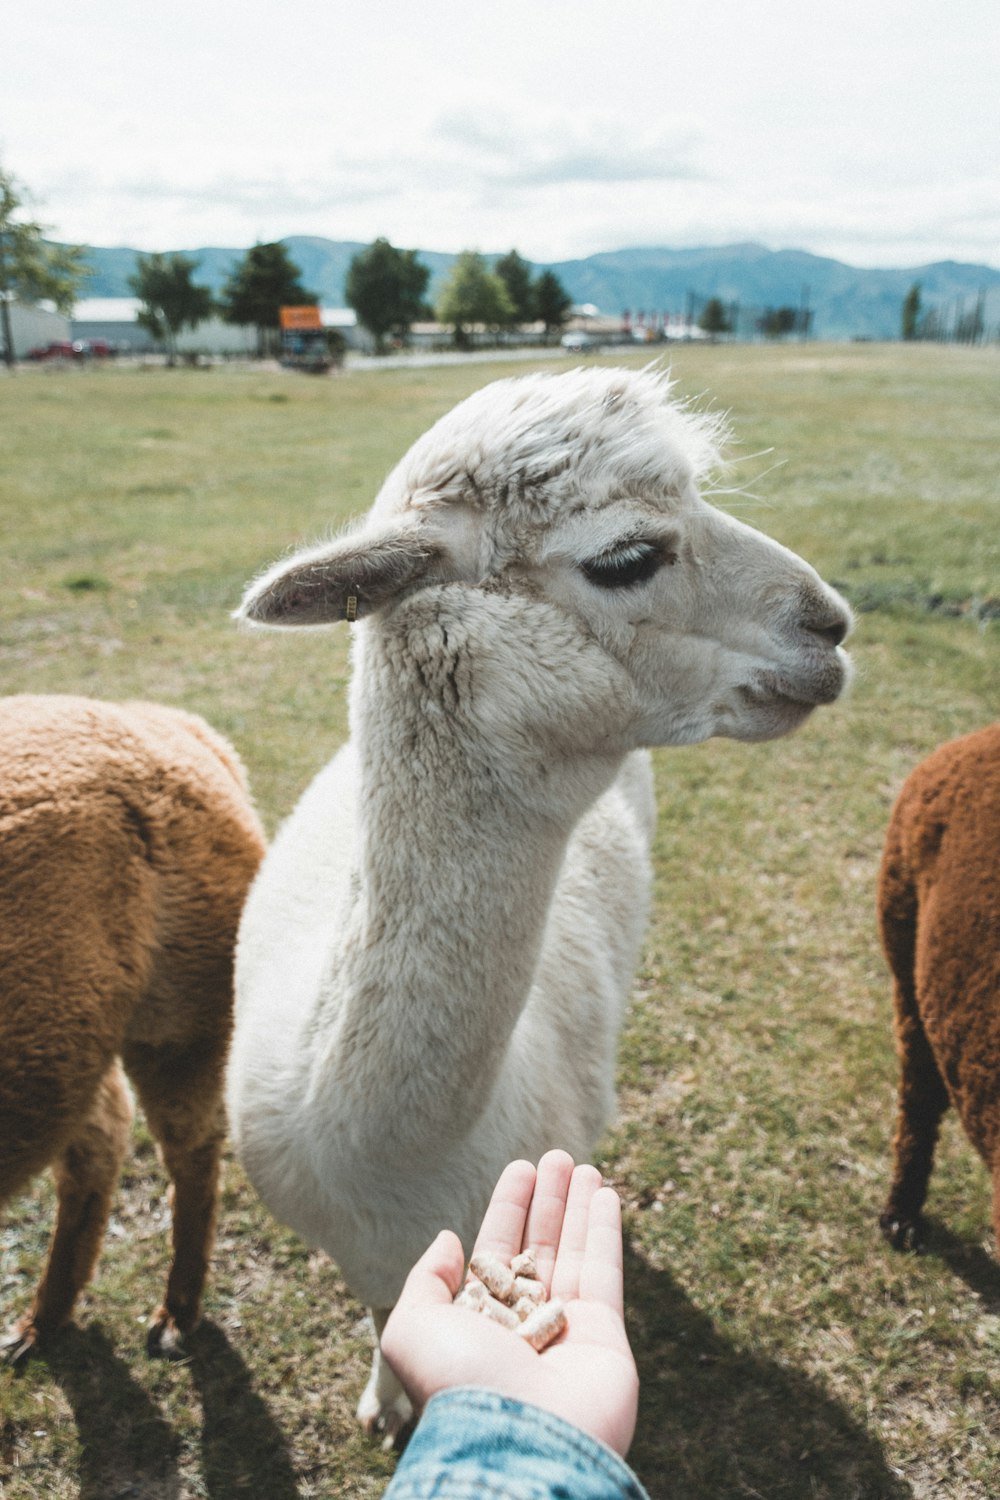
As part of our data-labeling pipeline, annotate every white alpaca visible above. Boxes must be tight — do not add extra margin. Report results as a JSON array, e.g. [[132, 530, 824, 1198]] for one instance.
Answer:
[[226, 366, 851, 1435]]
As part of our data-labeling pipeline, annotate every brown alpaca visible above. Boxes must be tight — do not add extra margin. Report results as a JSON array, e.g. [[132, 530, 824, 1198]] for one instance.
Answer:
[[878, 722, 1000, 1254], [0, 695, 265, 1362]]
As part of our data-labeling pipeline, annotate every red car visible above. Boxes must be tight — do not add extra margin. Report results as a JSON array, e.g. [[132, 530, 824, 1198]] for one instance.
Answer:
[[28, 339, 113, 360], [28, 340, 77, 360]]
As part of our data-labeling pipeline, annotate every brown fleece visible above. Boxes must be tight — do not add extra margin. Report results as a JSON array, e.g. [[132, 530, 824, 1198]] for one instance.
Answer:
[[0, 695, 265, 1360], [878, 722, 1000, 1253]]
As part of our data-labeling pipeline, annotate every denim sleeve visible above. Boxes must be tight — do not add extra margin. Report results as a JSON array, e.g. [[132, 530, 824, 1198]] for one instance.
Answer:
[[382, 1387, 651, 1500]]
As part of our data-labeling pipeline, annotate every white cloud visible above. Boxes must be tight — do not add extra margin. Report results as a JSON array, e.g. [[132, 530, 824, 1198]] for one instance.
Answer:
[[430, 108, 706, 189], [3, 0, 998, 268]]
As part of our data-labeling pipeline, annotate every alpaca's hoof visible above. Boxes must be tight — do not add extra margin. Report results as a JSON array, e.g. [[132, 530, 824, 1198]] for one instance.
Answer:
[[357, 1385, 414, 1451], [146, 1308, 194, 1360], [1, 1317, 40, 1368], [879, 1209, 926, 1253]]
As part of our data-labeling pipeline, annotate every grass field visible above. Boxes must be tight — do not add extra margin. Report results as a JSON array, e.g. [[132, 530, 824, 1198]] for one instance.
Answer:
[[1, 342, 998, 1499]]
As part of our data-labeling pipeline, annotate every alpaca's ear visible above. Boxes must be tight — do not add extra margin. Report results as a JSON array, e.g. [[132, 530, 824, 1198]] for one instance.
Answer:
[[237, 525, 452, 626]]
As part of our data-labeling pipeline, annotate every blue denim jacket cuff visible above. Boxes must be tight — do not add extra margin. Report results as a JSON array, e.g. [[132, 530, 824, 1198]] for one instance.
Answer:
[[383, 1386, 651, 1499]]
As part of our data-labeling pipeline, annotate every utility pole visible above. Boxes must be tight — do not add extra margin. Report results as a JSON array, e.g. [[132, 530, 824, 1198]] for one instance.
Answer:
[[0, 228, 14, 367], [0, 294, 14, 368]]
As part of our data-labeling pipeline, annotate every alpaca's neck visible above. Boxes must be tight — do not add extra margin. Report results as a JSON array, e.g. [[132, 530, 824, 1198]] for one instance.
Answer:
[[323, 617, 621, 1145]]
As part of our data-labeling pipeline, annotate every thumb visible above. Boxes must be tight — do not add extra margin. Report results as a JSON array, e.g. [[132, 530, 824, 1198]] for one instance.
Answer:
[[394, 1229, 466, 1312]]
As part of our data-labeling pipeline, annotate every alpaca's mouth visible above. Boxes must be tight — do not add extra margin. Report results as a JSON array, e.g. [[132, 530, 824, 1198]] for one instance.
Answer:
[[744, 682, 822, 711], [738, 684, 816, 725], [741, 655, 849, 711]]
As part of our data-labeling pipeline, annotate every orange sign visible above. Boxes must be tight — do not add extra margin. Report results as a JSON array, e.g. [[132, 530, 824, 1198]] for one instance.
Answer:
[[280, 305, 323, 330]]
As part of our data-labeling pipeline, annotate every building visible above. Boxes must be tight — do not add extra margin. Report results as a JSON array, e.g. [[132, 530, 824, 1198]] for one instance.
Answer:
[[3, 298, 72, 359], [70, 299, 258, 356], [68, 300, 368, 357]]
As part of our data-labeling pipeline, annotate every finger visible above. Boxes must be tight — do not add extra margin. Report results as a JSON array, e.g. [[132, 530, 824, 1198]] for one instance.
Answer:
[[522, 1150, 576, 1288], [550, 1163, 603, 1302], [578, 1186, 625, 1318], [471, 1159, 536, 1262], [393, 1228, 467, 1314]]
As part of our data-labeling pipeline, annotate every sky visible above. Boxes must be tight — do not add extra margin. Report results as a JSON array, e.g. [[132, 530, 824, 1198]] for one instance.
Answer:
[[4, 0, 999, 270]]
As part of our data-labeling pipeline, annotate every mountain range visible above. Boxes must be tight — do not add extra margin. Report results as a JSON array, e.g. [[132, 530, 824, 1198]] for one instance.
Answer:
[[75, 237, 1000, 342]]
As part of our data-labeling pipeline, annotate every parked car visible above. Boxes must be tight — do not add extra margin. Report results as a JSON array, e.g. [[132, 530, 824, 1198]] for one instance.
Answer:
[[27, 339, 113, 361], [560, 331, 601, 354], [28, 341, 77, 360]]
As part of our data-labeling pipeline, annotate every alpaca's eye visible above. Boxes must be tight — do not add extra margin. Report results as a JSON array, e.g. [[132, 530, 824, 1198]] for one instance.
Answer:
[[580, 542, 663, 590]]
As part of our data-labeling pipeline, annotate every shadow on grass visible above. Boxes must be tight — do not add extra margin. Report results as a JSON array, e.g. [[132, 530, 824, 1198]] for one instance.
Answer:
[[42, 1325, 183, 1500], [624, 1243, 910, 1500], [43, 1321, 299, 1500], [922, 1219, 1000, 1312], [184, 1321, 299, 1500]]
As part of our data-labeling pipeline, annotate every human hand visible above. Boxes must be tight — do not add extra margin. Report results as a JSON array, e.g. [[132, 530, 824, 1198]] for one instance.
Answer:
[[379, 1149, 639, 1457]]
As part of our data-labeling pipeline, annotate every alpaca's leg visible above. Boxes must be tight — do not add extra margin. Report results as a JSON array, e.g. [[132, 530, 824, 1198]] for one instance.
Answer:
[[880, 1002, 949, 1252], [356, 1306, 413, 1448], [2, 1062, 133, 1364], [123, 1040, 227, 1355], [877, 840, 949, 1253]]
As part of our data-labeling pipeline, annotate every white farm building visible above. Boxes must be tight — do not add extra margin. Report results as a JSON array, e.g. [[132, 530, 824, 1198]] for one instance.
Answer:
[[69, 300, 365, 357], [3, 298, 71, 359], [70, 299, 258, 356]]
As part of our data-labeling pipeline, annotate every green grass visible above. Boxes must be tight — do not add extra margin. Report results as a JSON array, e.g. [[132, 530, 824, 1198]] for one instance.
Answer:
[[1, 343, 999, 1498]]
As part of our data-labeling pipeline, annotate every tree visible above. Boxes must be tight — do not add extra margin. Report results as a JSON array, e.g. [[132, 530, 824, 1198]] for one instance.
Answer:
[[955, 290, 986, 345], [128, 252, 214, 365], [921, 306, 943, 342], [436, 252, 514, 348], [0, 164, 90, 366], [494, 249, 535, 327], [533, 269, 572, 340], [760, 306, 798, 339], [698, 297, 731, 340], [345, 238, 429, 353], [901, 282, 922, 341], [219, 242, 317, 356]]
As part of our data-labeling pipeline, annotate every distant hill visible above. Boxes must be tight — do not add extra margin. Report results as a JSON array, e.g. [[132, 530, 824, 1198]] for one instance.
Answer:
[[72, 237, 1000, 342], [546, 244, 1000, 342]]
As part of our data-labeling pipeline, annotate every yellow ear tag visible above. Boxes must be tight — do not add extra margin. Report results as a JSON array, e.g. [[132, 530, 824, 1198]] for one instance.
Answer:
[[345, 595, 359, 623]]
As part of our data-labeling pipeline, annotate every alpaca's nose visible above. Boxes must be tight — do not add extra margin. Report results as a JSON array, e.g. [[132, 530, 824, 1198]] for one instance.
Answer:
[[798, 586, 852, 649], [810, 612, 850, 648]]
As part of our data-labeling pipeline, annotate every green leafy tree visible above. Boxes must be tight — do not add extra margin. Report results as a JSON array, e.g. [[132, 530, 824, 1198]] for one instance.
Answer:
[[128, 252, 214, 365], [345, 238, 430, 353], [0, 164, 90, 366], [533, 269, 572, 340], [494, 249, 535, 327], [901, 282, 922, 341], [219, 242, 317, 355], [436, 251, 515, 348], [760, 306, 798, 340], [698, 297, 731, 340]]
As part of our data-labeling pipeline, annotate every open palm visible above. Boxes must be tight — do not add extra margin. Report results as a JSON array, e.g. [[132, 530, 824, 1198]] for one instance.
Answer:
[[380, 1150, 639, 1457]]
